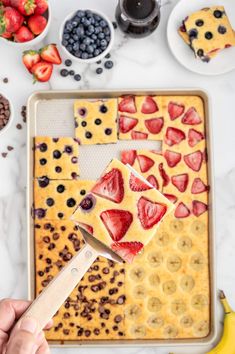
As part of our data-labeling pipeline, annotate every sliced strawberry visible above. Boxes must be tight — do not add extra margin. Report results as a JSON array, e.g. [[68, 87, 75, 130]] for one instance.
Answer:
[[119, 115, 138, 133], [147, 175, 159, 189], [192, 200, 208, 217], [171, 174, 189, 192], [78, 222, 93, 235], [138, 196, 167, 230], [100, 209, 133, 241], [164, 150, 181, 168], [168, 101, 185, 120], [137, 155, 154, 173], [159, 163, 170, 187], [188, 128, 205, 147], [40, 43, 61, 64], [91, 168, 124, 204], [22, 50, 40, 72], [175, 202, 190, 218], [191, 178, 208, 194], [120, 150, 137, 166], [118, 96, 137, 113], [144, 117, 163, 134], [150, 150, 162, 155], [31, 61, 53, 82], [129, 173, 152, 192], [182, 107, 202, 125], [184, 151, 203, 172], [141, 96, 158, 114], [163, 193, 178, 204], [111, 241, 143, 263], [131, 131, 148, 140], [165, 127, 186, 146]]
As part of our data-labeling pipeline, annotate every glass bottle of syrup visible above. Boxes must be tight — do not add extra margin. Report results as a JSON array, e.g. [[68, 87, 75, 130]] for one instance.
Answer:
[[115, 0, 161, 38]]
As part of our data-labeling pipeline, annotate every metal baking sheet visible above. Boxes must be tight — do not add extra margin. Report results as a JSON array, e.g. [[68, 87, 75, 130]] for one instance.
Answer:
[[27, 89, 216, 347]]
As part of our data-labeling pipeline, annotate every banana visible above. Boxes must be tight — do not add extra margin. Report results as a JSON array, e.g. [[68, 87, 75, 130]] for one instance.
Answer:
[[147, 315, 164, 329], [177, 236, 192, 252], [180, 315, 193, 328], [130, 324, 146, 338], [125, 304, 142, 320], [147, 297, 162, 312], [163, 325, 178, 338], [191, 294, 208, 310], [169, 219, 184, 233], [190, 252, 205, 271], [155, 231, 170, 247], [149, 272, 160, 288], [132, 285, 147, 299], [163, 280, 177, 295], [167, 255, 182, 272], [128, 266, 146, 282], [180, 275, 195, 292], [191, 220, 206, 235], [171, 299, 186, 316], [147, 251, 163, 267]]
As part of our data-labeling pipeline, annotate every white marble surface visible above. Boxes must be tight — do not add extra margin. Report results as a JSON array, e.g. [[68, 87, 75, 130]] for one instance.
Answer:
[[0, 0, 235, 353]]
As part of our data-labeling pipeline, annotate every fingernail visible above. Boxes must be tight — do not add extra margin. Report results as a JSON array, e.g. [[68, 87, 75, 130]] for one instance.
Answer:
[[19, 317, 38, 334]]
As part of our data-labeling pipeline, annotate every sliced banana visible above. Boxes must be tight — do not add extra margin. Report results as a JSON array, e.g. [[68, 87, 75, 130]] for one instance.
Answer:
[[155, 231, 170, 247], [191, 294, 208, 310], [162, 280, 177, 295], [190, 253, 205, 271], [193, 320, 209, 337], [132, 285, 147, 299], [125, 304, 142, 320], [171, 299, 186, 315], [147, 315, 164, 329], [147, 297, 162, 312], [191, 220, 206, 236], [180, 275, 195, 292], [147, 251, 163, 268], [129, 266, 146, 282], [180, 315, 193, 328], [163, 325, 178, 338], [177, 236, 192, 252], [167, 255, 182, 272], [149, 272, 160, 288], [130, 324, 146, 338], [169, 219, 184, 233]]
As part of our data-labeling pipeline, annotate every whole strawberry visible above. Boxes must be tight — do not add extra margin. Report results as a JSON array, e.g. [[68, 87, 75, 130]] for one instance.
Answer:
[[14, 25, 34, 42], [28, 14, 47, 34], [1, 0, 11, 5], [34, 0, 47, 15], [0, 6, 23, 35], [10, 0, 36, 16]]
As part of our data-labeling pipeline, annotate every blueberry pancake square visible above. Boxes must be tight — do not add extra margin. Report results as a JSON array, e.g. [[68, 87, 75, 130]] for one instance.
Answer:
[[34, 137, 80, 180], [74, 99, 118, 145], [34, 179, 95, 220], [184, 6, 235, 62]]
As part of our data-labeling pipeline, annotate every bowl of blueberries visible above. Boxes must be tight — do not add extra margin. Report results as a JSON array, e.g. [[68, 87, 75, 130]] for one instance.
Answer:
[[60, 9, 115, 63]]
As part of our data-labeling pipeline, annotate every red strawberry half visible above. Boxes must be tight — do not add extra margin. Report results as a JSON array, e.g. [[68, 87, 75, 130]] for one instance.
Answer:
[[184, 151, 203, 172], [163, 193, 178, 204], [144, 117, 163, 134], [175, 202, 190, 218], [192, 200, 208, 217], [0, 6, 24, 35], [119, 115, 138, 134], [34, 0, 48, 15], [22, 50, 40, 72], [31, 61, 52, 82], [111, 241, 143, 263], [91, 168, 124, 204], [171, 173, 189, 192], [131, 131, 148, 140], [141, 96, 158, 114], [159, 163, 170, 187], [168, 101, 185, 120], [120, 150, 137, 166], [137, 155, 154, 173], [147, 175, 159, 189], [129, 173, 152, 192], [78, 222, 93, 235], [28, 14, 47, 35], [188, 128, 205, 147], [100, 209, 133, 241], [165, 127, 186, 146], [118, 96, 137, 113], [137, 196, 167, 230], [182, 107, 202, 125], [164, 150, 181, 168], [191, 178, 208, 194], [40, 43, 62, 64]]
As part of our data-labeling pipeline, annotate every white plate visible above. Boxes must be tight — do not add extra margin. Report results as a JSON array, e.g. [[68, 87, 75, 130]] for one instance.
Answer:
[[167, 0, 235, 75]]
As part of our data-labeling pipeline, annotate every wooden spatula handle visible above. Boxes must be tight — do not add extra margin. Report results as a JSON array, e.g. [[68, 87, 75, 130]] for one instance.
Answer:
[[21, 243, 99, 331]]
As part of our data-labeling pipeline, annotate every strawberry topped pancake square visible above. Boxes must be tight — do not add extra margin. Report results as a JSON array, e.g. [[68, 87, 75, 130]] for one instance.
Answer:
[[118, 95, 165, 141], [72, 159, 174, 263]]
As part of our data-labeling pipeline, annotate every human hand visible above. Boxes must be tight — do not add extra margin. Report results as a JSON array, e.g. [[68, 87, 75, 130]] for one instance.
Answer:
[[0, 299, 53, 354]]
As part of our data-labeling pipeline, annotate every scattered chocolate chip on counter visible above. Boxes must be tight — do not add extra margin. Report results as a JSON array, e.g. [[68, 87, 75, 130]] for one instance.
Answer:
[[3, 77, 8, 84], [7, 146, 14, 151], [1, 152, 8, 158], [21, 105, 27, 123], [16, 123, 22, 130], [0, 94, 11, 131]]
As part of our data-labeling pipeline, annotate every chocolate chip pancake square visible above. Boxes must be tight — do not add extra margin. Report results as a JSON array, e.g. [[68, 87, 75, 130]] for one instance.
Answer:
[[74, 99, 118, 145], [34, 137, 80, 180]]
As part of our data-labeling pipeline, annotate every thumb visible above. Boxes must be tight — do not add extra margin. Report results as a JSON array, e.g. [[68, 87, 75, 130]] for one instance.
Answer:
[[6, 318, 38, 354]]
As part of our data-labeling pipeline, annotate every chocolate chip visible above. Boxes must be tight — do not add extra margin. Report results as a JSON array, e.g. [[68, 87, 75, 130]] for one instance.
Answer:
[[43, 236, 50, 243], [85, 131, 92, 139], [38, 176, 49, 188], [46, 198, 54, 207], [63, 329, 70, 335], [63, 252, 72, 261], [7, 146, 14, 151], [100, 105, 108, 113], [113, 325, 118, 331], [39, 143, 47, 152], [52, 232, 60, 240], [67, 198, 76, 208], [118, 282, 123, 287], [77, 328, 83, 336], [88, 275, 96, 282], [95, 118, 102, 125], [81, 121, 87, 127], [3, 78, 8, 83], [195, 19, 204, 27], [214, 9, 223, 18], [53, 150, 62, 159], [16, 123, 22, 130], [46, 258, 52, 264], [48, 243, 55, 250], [205, 31, 213, 40], [197, 49, 204, 57], [85, 330, 91, 337], [114, 315, 122, 323], [1, 152, 7, 158], [102, 267, 109, 274], [38, 271, 44, 276], [64, 312, 70, 318], [94, 328, 100, 335], [57, 184, 65, 193], [55, 166, 62, 173], [218, 25, 227, 34], [117, 295, 126, 304], [65, 302, 70, 309], [105, 128, 112, 135]]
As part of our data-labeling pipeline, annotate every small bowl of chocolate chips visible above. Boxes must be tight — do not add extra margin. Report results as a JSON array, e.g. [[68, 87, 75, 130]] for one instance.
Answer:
[[0, 93, 14, 136]]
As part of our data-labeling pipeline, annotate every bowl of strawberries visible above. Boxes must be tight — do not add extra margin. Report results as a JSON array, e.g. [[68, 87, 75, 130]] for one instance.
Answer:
[[0, 0, 51, 46]]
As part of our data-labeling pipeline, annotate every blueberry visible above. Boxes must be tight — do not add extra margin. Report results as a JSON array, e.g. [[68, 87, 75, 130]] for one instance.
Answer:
[[95, 118, 102, 124], [188, 28, 198, 39], [81, 52, 89, 59], [85, 132, 92, 139], [65, 59, 72, 67], [100, 20, 107, 28], [79, 43, 86, 51], [214, 10, 223, 18], [63, 33, 70, 40], [83, 37, 91, 45], [105, 53, 111, 59], [94, 14, 101, 21], [57, 184, 65, 193], [96, 39, 101, 47], [87, 45, 94, 54], [65, 22, 73, 32], [76, 26, 85, 37], [73, 43, 79, 51], [197, 49, 204, 57], [46, 198, 54, 207], [69, 38, 74, 44], [58, 212, 64, 219], [74, 74, 81, 81], [66, 45, 73, 52], [39, 143, 47, 152], [88, 54, 93, 58], [105, 128, 112, 135], [104, 27, 110, 36], [85, 10, 93, 17], [96, 67, 103, 74], [80, 189, 86, 195], [96, 60, 102, 64], [112, 21, 117, 29], [88, 25, 95, 33], [100, 105, 108, 113], [60, 68, 69, 77], [72, 20, 78, 27], [62, 40, 68, 47], [205, 31, 213, 40], [65, 145, 73, 154], [75, 51, 82, 58], [76, 10, 85, 18], [67, 198, 76, 208], [94, 26, 101, 34], [80, 195, 95, 211], [218, 25, 227, 34], [40, 158, 47, 165], [53, 150, 62, 159], [91, 34, 97, 40], [73, 34, 79, 41], [34, 208, 46, 219], [81, 121, 87, 127], [98, 32, 105, 39], [90, 17, 95, 25], [69, 70, 75, 75], [84, 18, 91, 26], [38, 176, 49, 188], [106, 36, 111, 42], [55, 166, 62, 173], [104, 60, 113, 69], [100, 39, 107, 47], [195, 19, 204, 27]]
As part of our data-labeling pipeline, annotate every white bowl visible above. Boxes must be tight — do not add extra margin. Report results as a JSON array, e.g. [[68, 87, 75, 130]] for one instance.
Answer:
[[0, 2, 51, 49], [59, 9, 114, 64], [0, 92, 14, 137]]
